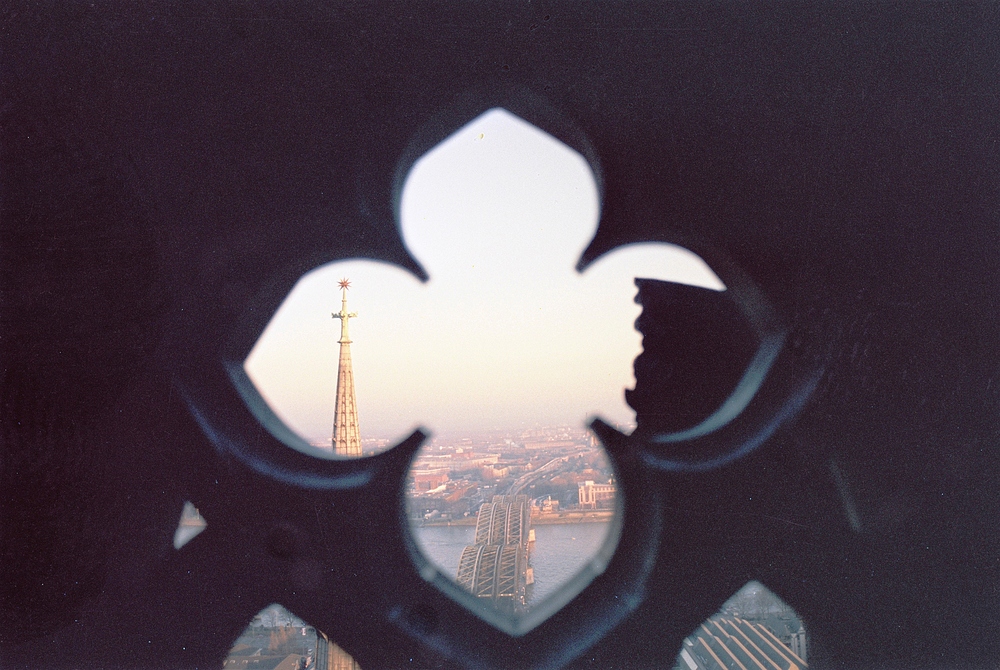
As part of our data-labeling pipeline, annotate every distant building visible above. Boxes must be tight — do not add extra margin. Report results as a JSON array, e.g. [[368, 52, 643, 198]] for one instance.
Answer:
[[790, 627, 807, 664], [578, 480, 616, 509], [315, 630, 360, 670], [445, 483, 476, 503], [482, 464, 510, 479], [449, 453, 500, 471], [411, 468, 450, 491]]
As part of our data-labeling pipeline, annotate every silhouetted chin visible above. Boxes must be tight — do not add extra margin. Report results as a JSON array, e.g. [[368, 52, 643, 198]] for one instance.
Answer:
[[627, 279, 757, 437]]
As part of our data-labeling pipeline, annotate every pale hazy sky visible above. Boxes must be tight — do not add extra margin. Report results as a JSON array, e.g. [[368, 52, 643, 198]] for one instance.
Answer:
[[244, 109, 724, 445]]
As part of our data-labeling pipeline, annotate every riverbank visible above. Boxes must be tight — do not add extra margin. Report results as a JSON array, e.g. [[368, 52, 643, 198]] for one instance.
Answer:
[[418, 510, 614, 527], [416, 517, 477, 527], [533, 511, 613, 524]]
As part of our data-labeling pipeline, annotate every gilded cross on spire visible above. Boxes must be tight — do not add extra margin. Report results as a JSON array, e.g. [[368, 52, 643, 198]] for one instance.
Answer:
[[332, 278, 358, 344]]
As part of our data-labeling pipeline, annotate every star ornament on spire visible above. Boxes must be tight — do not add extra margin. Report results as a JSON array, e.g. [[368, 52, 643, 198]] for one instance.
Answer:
[[338, 278, 351, 291]]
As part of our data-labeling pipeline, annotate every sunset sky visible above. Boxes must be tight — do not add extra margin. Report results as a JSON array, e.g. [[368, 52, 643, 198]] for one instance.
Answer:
[[244, 109, 724, 445]]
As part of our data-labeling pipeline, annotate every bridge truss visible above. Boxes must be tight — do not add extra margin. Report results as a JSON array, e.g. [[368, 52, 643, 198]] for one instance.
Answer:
[[456, 495, 533, 611]]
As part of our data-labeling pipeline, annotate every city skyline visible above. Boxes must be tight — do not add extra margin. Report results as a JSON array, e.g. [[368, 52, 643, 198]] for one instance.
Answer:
[[244, 109, 725, 445]]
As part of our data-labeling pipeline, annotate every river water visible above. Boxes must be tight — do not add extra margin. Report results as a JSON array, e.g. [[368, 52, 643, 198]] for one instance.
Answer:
[[413, 522, 611, 605]]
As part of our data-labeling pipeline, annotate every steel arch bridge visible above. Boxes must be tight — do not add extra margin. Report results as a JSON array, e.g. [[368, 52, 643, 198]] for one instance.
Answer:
[[473, 495, 531, 546], [456, 495, 533, 611]]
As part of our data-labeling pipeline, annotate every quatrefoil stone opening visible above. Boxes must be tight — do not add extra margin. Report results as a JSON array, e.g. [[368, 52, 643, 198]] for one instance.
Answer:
[[241, 108, 725, 630]]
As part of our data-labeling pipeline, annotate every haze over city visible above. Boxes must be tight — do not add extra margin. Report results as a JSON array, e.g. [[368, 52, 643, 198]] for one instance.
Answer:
[[245, 109, 724, 445]]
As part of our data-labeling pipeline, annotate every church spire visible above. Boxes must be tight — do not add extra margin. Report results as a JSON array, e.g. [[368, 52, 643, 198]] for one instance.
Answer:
[[331, 279, 361, 457]]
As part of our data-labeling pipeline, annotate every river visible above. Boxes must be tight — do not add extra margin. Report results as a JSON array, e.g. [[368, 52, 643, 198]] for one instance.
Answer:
[[413, 522, 612, 606]]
